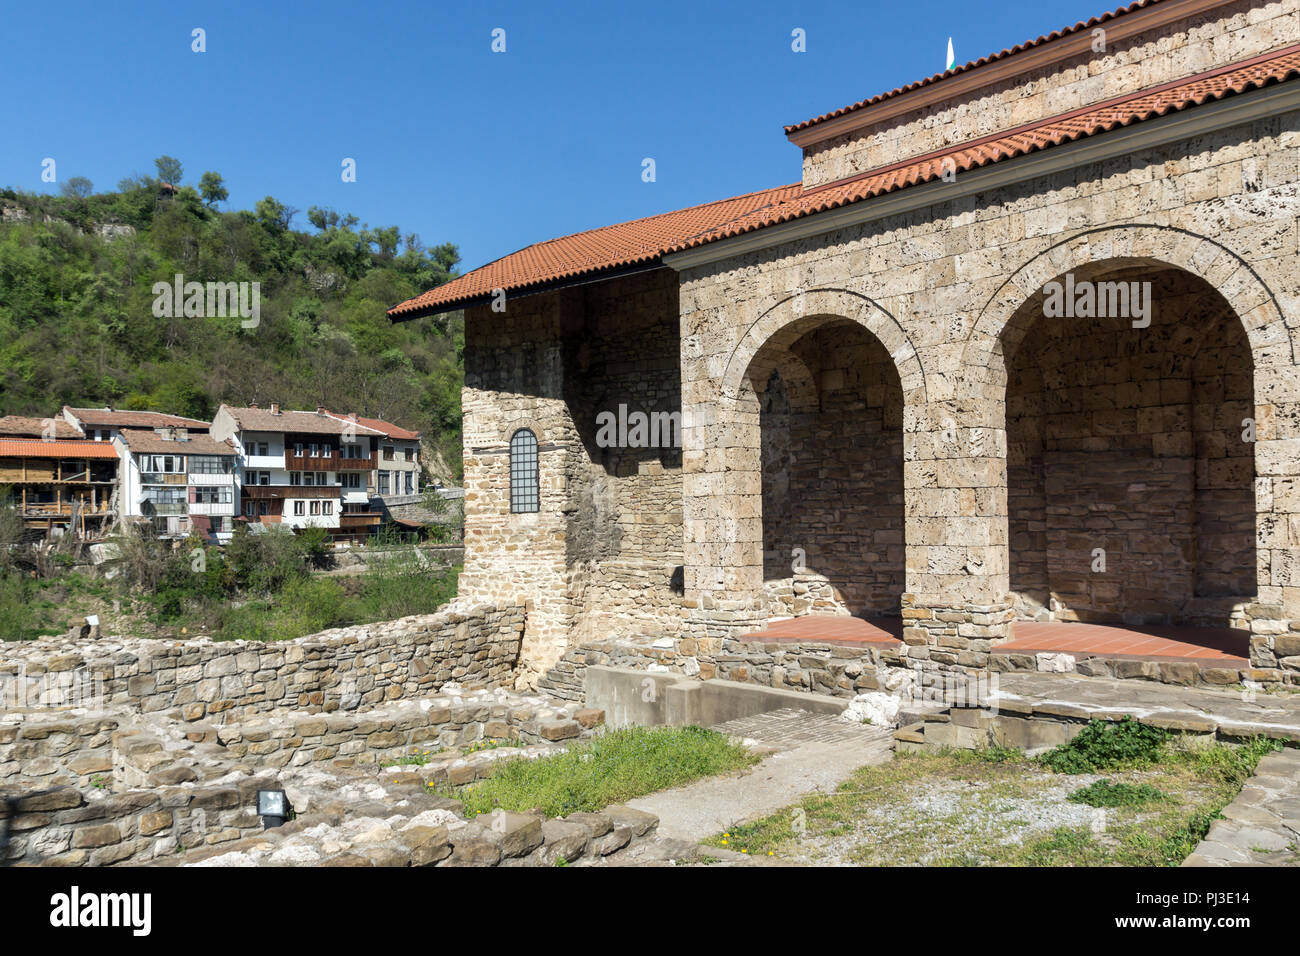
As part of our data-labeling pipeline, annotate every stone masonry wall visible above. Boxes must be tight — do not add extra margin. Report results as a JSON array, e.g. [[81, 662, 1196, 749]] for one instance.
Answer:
[[758, 322, 906, 615], [0, 600, 523, 721], [678, 99, 1300, 668], [799, 0, 1298, 187], [1006, 266, 1257, 624], [461, 269, 685, 682]]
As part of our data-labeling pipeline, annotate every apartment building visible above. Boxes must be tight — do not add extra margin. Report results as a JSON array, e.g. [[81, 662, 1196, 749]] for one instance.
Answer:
[[113, 428, 239, 542], [210, 403, 386, 536], [325, 411, 422, 498], [0, 416, 117, 537]]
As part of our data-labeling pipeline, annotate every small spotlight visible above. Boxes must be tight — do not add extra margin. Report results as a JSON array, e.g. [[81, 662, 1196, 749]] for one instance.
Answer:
[[256, 789, 291, 828]]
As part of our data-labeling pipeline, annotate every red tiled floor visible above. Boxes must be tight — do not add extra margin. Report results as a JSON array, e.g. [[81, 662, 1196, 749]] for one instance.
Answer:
[[739, 616, 903, 646], [996, 621, 1249, 664]]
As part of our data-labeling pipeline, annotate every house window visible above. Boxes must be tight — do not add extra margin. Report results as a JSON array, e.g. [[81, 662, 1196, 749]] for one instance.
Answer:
[[258, 442, 269, 456], [244, 501, 256, 517], [290, 472, 301, 485], [309, 500, 321, 515], [244, 441, 255, 456], [294, 442, 304, 456], [310, 443, 320, 457], [404, 447, 415, 461], [322, 501, 333, 516], [404, 472, 413, 495], [383, 445, 394, 461], [509, 429, 539, 513], [293, 501, 305, 516], [378, 472, 390, 494]]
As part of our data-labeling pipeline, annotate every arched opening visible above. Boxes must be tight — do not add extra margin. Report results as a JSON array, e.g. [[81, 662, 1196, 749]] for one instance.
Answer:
[[1004, 262, 1256, 630], [746, 316, 906, 621]]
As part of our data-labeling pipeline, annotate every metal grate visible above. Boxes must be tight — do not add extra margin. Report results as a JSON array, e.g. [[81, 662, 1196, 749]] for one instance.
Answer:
[[509, 429, 539, 513]]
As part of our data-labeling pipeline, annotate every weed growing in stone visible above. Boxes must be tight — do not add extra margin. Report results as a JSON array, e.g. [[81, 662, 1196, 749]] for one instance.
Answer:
[[1067, 779, 1166, 808], [1039, 716, 1168, 773]]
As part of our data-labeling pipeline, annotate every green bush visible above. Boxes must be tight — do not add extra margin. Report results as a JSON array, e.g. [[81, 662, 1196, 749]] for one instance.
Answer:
[[1067, 779, 1167, 808], [1040, 716, 1169, 774]]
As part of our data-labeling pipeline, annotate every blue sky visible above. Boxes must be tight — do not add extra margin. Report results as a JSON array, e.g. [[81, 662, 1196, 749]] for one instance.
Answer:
[[4, 0, 1099, 275]]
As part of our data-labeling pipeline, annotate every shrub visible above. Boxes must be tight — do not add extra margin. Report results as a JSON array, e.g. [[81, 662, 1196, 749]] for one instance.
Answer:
[[1040, 716, 1169, 774]]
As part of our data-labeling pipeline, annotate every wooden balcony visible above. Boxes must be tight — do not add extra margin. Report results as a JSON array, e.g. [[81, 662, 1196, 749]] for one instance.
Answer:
[[241, 484, 339, 500], [339, 512, 382, 528], [285, 452, 376, 471]]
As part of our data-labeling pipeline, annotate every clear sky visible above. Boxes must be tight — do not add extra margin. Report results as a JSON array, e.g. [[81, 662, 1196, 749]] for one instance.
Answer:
[[4, 0, 1102, 275]]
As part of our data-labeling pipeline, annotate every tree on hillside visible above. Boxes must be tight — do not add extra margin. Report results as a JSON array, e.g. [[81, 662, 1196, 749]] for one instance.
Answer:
[[198, 171, 229, 207], [154, 155, 184, 186], [59, 177, 93, 199]]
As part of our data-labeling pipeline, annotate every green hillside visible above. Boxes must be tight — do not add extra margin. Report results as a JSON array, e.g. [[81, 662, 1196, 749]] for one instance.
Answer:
[[0, 158, 464, 478]]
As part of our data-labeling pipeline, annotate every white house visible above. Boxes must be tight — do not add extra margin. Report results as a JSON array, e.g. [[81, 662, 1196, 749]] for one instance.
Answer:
[[113, 428, 239, 541]]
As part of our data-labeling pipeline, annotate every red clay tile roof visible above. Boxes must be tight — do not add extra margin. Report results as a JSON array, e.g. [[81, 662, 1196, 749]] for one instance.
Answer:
[[0, 439, 120, 459], [0, 416, 84, 439], [64, 407, 211, 430], [386, 184, 802, 318], [220, 405, 387, 437], [389, 44, 1300, 316], [116, 429, 237, 456], [670, 46, 1300, 253], [323, 411, 421, 441], [786, 0, 1166, 134]]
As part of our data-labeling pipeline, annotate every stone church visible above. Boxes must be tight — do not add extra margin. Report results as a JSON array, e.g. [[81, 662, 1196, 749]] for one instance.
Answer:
[[391, 0, 1300, 687]]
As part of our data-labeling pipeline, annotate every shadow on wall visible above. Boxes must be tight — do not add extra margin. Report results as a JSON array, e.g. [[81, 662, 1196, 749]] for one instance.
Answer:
[[755, 317, 906, 618], [1004, 262, 1257, 628]]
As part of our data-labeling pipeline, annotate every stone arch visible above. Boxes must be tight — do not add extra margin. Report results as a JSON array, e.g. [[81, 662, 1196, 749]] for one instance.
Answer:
[[962, 224, 1292, 393], [721, 288, 927, 409]]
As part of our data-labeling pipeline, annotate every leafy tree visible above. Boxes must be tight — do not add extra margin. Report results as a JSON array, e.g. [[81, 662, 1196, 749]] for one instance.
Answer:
[[59, 177, 94, 199], [154, 155, 184, 186], [198, 171, 229, 207]]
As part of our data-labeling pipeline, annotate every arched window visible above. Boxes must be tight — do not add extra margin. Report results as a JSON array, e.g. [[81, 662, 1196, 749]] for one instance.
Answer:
[[509, 429, 539, 513]]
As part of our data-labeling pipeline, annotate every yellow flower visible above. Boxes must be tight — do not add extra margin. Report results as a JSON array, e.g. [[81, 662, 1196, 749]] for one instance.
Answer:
[[768, 851, 774, 856], [720, 839, 727, 845], [741, 849, 748, 854]]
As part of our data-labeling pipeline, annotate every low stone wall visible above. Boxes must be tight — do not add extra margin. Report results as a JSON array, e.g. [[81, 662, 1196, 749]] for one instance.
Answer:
[[0, 600, 524, 722], [1, 685, 606, 866], [540, 632, 935, 703]]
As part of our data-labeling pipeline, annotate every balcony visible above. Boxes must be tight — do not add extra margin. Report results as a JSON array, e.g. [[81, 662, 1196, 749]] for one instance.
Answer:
[[241, 484, 339, 500], [189, 471, 236, 485], [140, 472, 188, 485], [339, 512, 382, 528]]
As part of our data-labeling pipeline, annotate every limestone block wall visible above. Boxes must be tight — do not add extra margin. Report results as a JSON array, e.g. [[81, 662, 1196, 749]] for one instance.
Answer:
[[0, 601, 524, 721], [798, 0, 1299, 188], [461, 269, 685, 682], [677, 102, 1300, 667], [757, 321, 906, 615], [1006, 266, 1257, 624]]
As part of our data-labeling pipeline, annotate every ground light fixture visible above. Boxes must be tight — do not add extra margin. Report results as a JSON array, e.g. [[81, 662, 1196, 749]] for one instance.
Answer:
[[256, 789, 292, 828]]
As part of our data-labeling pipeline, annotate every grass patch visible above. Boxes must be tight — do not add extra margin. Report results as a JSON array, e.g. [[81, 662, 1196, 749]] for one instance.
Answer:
[[443, 725, 756, 817], [703, 736, 1286, 866]]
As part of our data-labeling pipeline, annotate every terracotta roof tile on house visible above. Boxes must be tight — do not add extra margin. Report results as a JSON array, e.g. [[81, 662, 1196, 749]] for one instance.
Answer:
[[785, 0, 1164, 134], [671, 46, 1300, 253], [387, 184, 803, 318], [64, 407, 211, 430], [323, 411, 421, 441], [0, 439, 120, 459], [221, 406, 387, 437], [0, 416, 84, 440], [116, 429, 238, 456]]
